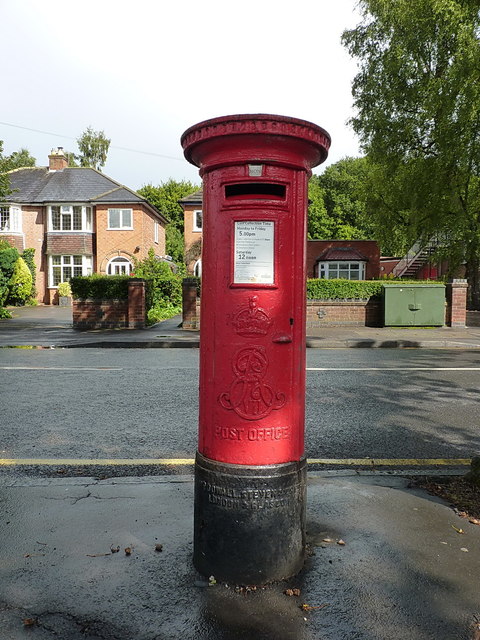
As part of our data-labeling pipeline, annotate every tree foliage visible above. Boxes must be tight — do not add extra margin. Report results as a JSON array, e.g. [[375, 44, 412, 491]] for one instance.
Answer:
[[133, 248, 186, 323], [137, 179, 199, 262], [76, 127, 111, 171], [342, 0, 480, 306], [0, 142, 36, 201], [309, 157, 375, 240]]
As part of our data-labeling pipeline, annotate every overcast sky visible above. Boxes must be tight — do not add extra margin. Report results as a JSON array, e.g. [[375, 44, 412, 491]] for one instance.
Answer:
[[1, 0, 362, 191]]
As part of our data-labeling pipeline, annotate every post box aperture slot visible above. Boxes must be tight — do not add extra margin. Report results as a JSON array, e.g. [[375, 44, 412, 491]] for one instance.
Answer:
[[233, 221, 275, 285], [225, 183, 286, 200]]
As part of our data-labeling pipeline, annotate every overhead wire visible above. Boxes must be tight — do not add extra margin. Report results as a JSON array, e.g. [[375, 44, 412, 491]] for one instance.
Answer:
[[0, 120, 184, 161]]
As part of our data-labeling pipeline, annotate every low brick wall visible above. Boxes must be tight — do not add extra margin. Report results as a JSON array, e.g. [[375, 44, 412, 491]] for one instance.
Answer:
[[73, 298, 129, 329], [307, 299, 382, 328], [73, 279, 146, 330]]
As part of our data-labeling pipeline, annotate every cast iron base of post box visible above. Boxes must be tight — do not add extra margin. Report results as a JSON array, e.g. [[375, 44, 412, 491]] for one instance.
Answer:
[[193, 452, 307, 585]]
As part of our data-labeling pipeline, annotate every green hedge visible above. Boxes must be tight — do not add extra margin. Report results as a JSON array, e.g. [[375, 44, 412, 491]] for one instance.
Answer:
[[306, 279, 441, 300], [70, 275, 131, 300], [307, 279, 383, 299]]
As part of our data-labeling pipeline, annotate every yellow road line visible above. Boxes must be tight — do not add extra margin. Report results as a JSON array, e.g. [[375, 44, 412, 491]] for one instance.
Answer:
[[0, 457, 471, 467], [0, 458, 195, 466], [307, 458, 471, 466]]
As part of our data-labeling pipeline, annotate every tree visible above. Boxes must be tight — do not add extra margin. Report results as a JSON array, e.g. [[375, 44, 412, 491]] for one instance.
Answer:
[[342, 0, 480, 307], [0, 142, 36, 201], [76, 127, 111, 171], [308, 157, 375, 240], [137, 179, 199, 262], [2, 148, 36, 171]]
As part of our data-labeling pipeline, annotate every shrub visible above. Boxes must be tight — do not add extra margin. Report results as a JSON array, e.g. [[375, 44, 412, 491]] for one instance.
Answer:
[[306, 278, 442, 300], [58, 282, 72, 297], [7, 257, 33, 305], [70, 274, 130, 300], [307, 279, 383, 300], [0, 246, 20, 312], [133, 249, 184, 323], [21, 248, 36, 299]]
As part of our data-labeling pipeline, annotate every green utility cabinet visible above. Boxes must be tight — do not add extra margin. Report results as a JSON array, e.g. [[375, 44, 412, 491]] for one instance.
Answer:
[[383, 284, 446, 326]]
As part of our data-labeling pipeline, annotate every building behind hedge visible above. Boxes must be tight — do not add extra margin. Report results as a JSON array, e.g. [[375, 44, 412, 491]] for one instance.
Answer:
[[1, 148, 168, 304]]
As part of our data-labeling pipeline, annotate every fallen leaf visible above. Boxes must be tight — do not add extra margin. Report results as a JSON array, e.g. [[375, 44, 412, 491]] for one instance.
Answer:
[[208, 575, 217, 586], [337, 539, 346, 546], [469, 518, 480, 526], [460, 547, 469, 552], [86, 553, 111, 557], [124, 547, 132, 556], [322, 538, 334, 543], [23, 618, 37, 627], [284, 588, 301, 597], [452, 525, 465, 534], [155, 543, 163, 552], [300, 603, 329, 612], [110, 545, 120, 553]]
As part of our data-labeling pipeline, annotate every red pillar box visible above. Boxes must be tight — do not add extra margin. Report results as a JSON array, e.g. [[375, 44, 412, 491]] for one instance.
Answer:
[[181, 114, 330, 584]]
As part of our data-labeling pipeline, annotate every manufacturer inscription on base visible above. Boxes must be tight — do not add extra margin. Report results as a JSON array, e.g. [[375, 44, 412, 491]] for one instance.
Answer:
[[201, 481, 295, 510]]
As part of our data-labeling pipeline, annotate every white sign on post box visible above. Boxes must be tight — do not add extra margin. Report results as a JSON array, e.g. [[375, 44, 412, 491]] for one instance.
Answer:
[[234, 221, 274, 284]]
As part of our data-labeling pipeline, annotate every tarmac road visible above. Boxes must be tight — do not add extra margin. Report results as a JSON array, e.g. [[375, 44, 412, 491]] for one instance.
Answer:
[[1, 347, 480, 476]]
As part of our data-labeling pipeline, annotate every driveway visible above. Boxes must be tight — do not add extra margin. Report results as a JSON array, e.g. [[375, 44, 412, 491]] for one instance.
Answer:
[[1, 304, 73, 328]]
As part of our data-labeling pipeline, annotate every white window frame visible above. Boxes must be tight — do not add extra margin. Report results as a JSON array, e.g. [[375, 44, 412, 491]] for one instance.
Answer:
[[154, 221, 159, 244], [106, 256, 133, 275], [48, 255, 93, 288], [317, 261, 366, 280], [108, 208, 133, 230], [48, 204, 92, 232], [0, 205, 22, 233], [193, 209, 202, 232]]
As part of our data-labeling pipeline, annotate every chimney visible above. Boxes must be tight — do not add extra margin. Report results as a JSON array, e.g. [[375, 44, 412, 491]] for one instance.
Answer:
[[48, 147, 68, 171]]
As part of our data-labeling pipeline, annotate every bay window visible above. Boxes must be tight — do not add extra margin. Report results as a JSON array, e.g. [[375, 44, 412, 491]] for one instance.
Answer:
[[0, 205, 22, 233], [49, 255, 93, 287]]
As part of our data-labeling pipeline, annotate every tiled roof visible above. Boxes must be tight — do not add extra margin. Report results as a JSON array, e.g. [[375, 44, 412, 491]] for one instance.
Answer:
[[178, 188, 203, 205], [316, 247, 368, 261], [6, 167, 145, 205]]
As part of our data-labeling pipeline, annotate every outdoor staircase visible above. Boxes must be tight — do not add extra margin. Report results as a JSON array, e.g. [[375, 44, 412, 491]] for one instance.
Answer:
[[392, 239, 439, 278]]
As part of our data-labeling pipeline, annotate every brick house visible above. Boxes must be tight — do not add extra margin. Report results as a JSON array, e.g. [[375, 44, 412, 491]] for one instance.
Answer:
[[1, 148, 168, 304], [180, 189, 381, 279], [179, 188, 203, 276]]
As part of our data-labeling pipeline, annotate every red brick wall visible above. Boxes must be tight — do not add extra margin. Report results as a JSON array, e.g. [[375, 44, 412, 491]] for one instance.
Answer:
[[46, 233, 94, 254], [95, 204, 165, 274], [307, 299, 382, 327], [446, 280, 468, 327], [182, 278, 200, 329], [183, 204, 202, 273], [73, 299, 130, 329], [22, 205, 47, 303], [72, 280, 146, 329], [307, 240, 380, 279]]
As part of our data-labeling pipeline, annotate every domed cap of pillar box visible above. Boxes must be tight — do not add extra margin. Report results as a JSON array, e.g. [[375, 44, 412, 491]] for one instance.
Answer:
[[181, 114, 331, 174]]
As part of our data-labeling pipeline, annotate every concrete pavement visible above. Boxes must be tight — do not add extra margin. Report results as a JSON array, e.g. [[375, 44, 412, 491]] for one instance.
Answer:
[[1, 472, 479, 639], [2, 304, 480, 348]]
